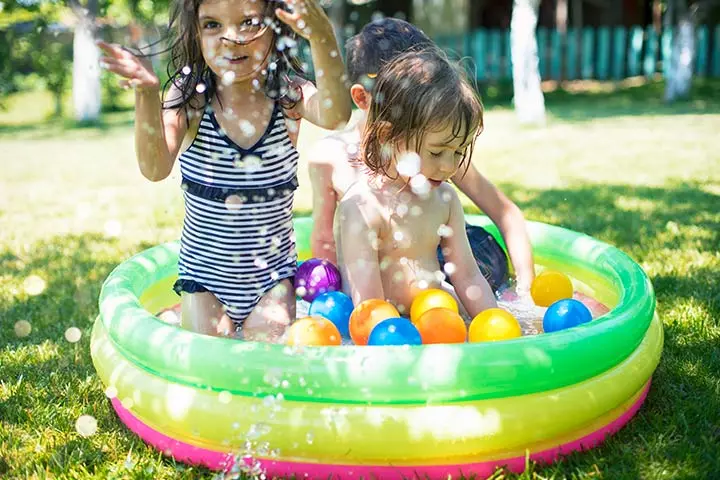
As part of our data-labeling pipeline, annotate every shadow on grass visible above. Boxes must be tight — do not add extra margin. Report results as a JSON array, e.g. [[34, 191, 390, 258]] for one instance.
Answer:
[[0, 234, 158, 346], [478, 180, 719, 478], [1, 181, 718, 479]]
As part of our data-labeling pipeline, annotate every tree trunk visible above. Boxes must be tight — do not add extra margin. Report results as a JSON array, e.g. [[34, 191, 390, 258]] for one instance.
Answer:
[[511, 0, 546, 125], [72, 1, 102, 122], [664, 0, 695, 102]]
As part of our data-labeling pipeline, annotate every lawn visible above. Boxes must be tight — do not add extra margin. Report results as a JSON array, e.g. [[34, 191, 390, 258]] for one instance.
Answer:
[[1, 79, 719, 479]]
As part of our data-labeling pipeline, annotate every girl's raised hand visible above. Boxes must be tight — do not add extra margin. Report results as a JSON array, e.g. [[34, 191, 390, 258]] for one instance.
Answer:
[[274, 0, 334, 41], [97, 41, 159, 90]]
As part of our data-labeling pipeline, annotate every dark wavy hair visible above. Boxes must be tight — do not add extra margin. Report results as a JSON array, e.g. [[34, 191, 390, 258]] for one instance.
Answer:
[[362, 47, 484, 179], [161, 0, 306, 113]]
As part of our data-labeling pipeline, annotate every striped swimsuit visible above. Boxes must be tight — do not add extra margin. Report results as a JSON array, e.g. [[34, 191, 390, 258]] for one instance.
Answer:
[[173, 102, 299, 324]]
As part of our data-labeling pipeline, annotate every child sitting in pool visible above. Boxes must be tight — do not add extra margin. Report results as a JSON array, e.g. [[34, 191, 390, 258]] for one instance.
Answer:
[[334, 47, 498, 317], [310, 18, 535, 295]]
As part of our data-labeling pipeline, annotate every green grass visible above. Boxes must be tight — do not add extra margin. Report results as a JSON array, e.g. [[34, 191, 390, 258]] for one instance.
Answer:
[[1, 79, 719, 479]]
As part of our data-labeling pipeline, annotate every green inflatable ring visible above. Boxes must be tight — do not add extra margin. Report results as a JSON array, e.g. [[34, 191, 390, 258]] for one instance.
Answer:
[[97, 215, 655, 405]]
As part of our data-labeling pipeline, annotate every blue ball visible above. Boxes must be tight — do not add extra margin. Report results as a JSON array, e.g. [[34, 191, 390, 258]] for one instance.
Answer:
[[543, 298, 593, 333], [308, 291, 354, 338], [368, 318, 422, 346]]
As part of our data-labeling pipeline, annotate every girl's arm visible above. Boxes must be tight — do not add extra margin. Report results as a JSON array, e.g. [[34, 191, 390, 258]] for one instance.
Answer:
[[334, 195, 385, 305], [309, 159, 339, 263], [440, 185, 498, 318], [452, 164, 536, 293], [276, 1, 351, 130], [98, 42, 189, 181]]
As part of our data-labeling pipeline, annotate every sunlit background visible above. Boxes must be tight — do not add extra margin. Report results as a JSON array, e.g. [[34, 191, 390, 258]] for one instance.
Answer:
[[1, 0, 719, 478]]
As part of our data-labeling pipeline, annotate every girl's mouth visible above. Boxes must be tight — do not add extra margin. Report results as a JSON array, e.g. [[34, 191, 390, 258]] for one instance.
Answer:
[[428, 179, 444, 187], [226, 55, 249, 64]]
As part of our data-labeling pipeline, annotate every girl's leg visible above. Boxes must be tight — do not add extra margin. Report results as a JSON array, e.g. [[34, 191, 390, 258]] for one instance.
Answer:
[[242, 279, 296, 343], [180, 291, 235, 337]]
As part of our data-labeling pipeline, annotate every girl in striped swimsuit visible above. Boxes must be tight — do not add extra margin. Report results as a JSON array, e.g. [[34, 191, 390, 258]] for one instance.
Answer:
[[98, 0, 351, 342]]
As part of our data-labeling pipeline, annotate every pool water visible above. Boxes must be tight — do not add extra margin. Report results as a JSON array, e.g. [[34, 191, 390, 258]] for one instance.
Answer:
[[156, 287, 609, 340]]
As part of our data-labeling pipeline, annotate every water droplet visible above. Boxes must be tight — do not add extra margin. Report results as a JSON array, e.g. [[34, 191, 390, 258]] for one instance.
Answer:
[[410, 174, 431, 197], [297, 19, 306, 29], [218, 391, 232, 404], [75, 415, 98, 437], [14, 320, 32, 338], [222, 70, 236, 85], [182, 65, 191, 75], [437, 224, 454, 238], [196, 83, 207, 94], [23, 275, 46, 296], [65, 327, 82, 343], [305, 432, 314, 444], [397, 152, 421, 177], [104, 219, 122, 238], [104, 385, 118, 398]]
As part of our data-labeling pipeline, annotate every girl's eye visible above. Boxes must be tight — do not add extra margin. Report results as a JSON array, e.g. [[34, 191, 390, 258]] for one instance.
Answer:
[[203, 21, 221, 29], [430, 152, 442, 158]]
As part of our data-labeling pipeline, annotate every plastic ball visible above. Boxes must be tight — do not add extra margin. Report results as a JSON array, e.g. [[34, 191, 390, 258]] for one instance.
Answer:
[[286, 316, 342, 346], [543, 299, 593, 333], [410, 289, 459, 324], [367, 318, 422, 346], [415, 307, 467, 344], [308, 291, 354, 338], [530, 270, 574, 307], [469, 308, 522, 342], [349, 299, 400, 345], [294, 258, 342, 302]]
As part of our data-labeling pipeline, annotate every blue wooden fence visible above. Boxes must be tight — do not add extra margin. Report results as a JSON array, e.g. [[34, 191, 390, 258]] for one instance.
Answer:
[[299, 24, 720, 81], [433, 25, 720, 81]]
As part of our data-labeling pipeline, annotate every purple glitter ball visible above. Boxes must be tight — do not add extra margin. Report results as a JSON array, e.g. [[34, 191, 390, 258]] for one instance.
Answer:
[[294, 258, 342, 302]]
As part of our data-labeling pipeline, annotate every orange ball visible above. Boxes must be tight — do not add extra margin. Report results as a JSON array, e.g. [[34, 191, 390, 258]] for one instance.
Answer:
[[415, 307, 467, 344], [469, 308, 522, 342], [410, 288, 459, 324], [286, 316, 342, 346], [530, 270, 574, 307], [349, 299, 400, 345]]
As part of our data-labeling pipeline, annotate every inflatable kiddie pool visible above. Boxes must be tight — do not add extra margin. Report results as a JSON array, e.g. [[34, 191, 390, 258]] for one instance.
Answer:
[[90, 215, 662, 479]]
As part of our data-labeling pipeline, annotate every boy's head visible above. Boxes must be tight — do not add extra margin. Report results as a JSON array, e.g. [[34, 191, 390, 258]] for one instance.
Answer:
[[345, 18, 433, 110]]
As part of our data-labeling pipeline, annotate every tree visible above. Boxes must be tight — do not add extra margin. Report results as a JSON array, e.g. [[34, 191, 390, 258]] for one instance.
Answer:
[[69, 0, 102, 122], [510, 0, 546, 125], [663, 0, 719, 102]]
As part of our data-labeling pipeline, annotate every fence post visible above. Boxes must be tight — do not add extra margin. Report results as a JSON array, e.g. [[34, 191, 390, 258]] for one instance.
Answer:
[[597, 26, 610, 80], [551, 29, 562, 80], [473, 29, 487, 80], [662, 26, 674, 79], [643, 25, 658, 77], [567, 27, 579, 79], [612, 26, 626, 80], [582, 27, 595, 79], [489, 29, 502, 80], [628, 25, 644, 77], [713, 25, 720, 77], [696, 25, 709, 76], [505, 29, 513, 79]]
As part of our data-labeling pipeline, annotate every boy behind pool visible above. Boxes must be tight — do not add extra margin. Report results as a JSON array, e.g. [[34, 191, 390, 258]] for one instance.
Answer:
[[309, 18, 536, 294]]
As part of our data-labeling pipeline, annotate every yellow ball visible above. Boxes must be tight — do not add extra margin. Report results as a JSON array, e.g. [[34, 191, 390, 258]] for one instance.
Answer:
[[469, 308, 522, 342], [530, 270, 574, 307], [410, 289, 459, 324]]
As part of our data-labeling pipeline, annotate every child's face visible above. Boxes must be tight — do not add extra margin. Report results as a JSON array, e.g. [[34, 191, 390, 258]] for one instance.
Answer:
[[198, 0, 274, 84], [396, 123, 473, 189]]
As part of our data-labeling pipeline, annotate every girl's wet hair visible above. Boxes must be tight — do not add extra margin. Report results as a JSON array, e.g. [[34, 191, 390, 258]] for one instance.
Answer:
[[362, 47, 484, 178], [162, 0, 305, 113]]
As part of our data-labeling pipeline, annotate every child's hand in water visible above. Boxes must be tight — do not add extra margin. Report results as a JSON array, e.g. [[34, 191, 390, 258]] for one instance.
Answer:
[[97, 41, 159, 90], [275, 0, 334, 41]]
